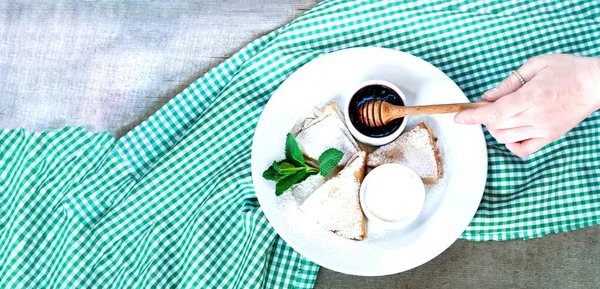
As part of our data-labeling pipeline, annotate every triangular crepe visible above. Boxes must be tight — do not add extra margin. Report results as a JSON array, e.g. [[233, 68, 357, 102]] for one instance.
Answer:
[[293, 103, 361, 167], [300, 151, 367, 240], [367, 123, 442, 183], [289, 174, 325, 205]]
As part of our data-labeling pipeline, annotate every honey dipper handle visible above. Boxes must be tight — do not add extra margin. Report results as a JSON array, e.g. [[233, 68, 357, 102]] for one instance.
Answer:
[[384, 102, 487, 121]]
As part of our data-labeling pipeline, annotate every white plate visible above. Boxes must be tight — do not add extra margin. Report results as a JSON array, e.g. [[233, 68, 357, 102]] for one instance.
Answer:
[[251, 47, 487, 276]]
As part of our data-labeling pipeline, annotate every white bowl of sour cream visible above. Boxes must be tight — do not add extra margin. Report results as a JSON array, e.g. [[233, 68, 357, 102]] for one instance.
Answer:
[[359, 163, 425, 230]]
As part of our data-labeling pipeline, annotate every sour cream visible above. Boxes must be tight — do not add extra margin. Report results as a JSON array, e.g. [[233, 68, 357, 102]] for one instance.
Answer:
[[360, 164, 425, 229]]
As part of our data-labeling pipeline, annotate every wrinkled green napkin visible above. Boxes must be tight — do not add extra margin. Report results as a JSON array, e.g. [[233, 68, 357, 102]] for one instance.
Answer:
[[2, 1, 599, 288]]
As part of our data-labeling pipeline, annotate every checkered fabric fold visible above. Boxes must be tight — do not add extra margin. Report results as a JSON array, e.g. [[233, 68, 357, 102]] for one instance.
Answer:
[[1, 1, 599, 288]]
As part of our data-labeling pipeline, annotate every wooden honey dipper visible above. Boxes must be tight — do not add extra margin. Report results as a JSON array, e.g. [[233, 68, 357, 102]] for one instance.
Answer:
[[357, 100, 487, 127]]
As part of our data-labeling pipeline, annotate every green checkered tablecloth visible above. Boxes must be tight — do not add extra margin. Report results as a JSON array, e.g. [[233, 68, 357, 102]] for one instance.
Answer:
[[2, 0, 599, 288]]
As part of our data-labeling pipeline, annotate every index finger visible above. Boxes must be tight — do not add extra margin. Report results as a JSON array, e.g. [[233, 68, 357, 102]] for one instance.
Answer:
[[454, 93, 527, 128]]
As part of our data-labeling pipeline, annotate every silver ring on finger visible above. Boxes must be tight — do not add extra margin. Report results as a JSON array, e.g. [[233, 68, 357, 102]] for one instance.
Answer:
[[512, 70, 526, 85]]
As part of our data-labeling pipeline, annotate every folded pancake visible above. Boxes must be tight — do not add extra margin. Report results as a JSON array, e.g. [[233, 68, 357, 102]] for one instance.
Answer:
[[293, 103, 361, 167], [367, 123, 442, 183], [288, 174, 325, 205], [300, 151, 367, 240]]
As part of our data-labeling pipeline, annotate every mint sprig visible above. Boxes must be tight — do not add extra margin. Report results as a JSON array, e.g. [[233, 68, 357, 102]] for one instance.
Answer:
[[263, 133, 344, 196]]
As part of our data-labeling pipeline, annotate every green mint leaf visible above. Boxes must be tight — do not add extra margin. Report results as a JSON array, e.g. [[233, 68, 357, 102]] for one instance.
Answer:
[[272, 161, 280, 172], [275, 170, 307, 196], [285, 133, 305, 166], [297, 170, 318, 183], [262, 166, 278, 181], [277, 161, 304, 177], [318, 148, 344, 176], [276, 161, 295, 170]]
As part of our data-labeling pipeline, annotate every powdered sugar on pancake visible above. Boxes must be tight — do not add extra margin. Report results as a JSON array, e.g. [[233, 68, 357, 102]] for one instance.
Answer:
[[299, 151, 367, 240], [289, 174, 325, 205], [295, 115, 359, 166], [367, 123, 441, 181]]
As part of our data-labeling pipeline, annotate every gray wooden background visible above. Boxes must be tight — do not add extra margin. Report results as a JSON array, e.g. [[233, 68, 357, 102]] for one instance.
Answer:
[[1, 1, 598, 288]]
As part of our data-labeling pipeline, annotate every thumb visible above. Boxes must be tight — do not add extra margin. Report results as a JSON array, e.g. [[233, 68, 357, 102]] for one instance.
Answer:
[[505, 138, 549, 158]]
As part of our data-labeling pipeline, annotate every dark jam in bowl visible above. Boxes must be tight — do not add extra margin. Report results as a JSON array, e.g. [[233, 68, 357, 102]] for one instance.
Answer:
[[348, 84, 404, 138]]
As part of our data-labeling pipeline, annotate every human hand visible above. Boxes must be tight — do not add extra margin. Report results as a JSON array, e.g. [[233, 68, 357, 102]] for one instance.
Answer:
[[454, 54, 600, 158]]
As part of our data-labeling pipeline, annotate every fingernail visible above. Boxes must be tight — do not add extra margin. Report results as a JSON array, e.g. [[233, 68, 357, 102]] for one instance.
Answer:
[[455, 115, 465, 124], [484, 88, 499, 99]]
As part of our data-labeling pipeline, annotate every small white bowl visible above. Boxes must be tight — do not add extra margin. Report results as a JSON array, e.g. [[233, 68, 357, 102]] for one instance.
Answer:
[[344, 79, 408, 146], [359, 163, 425, 230]]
